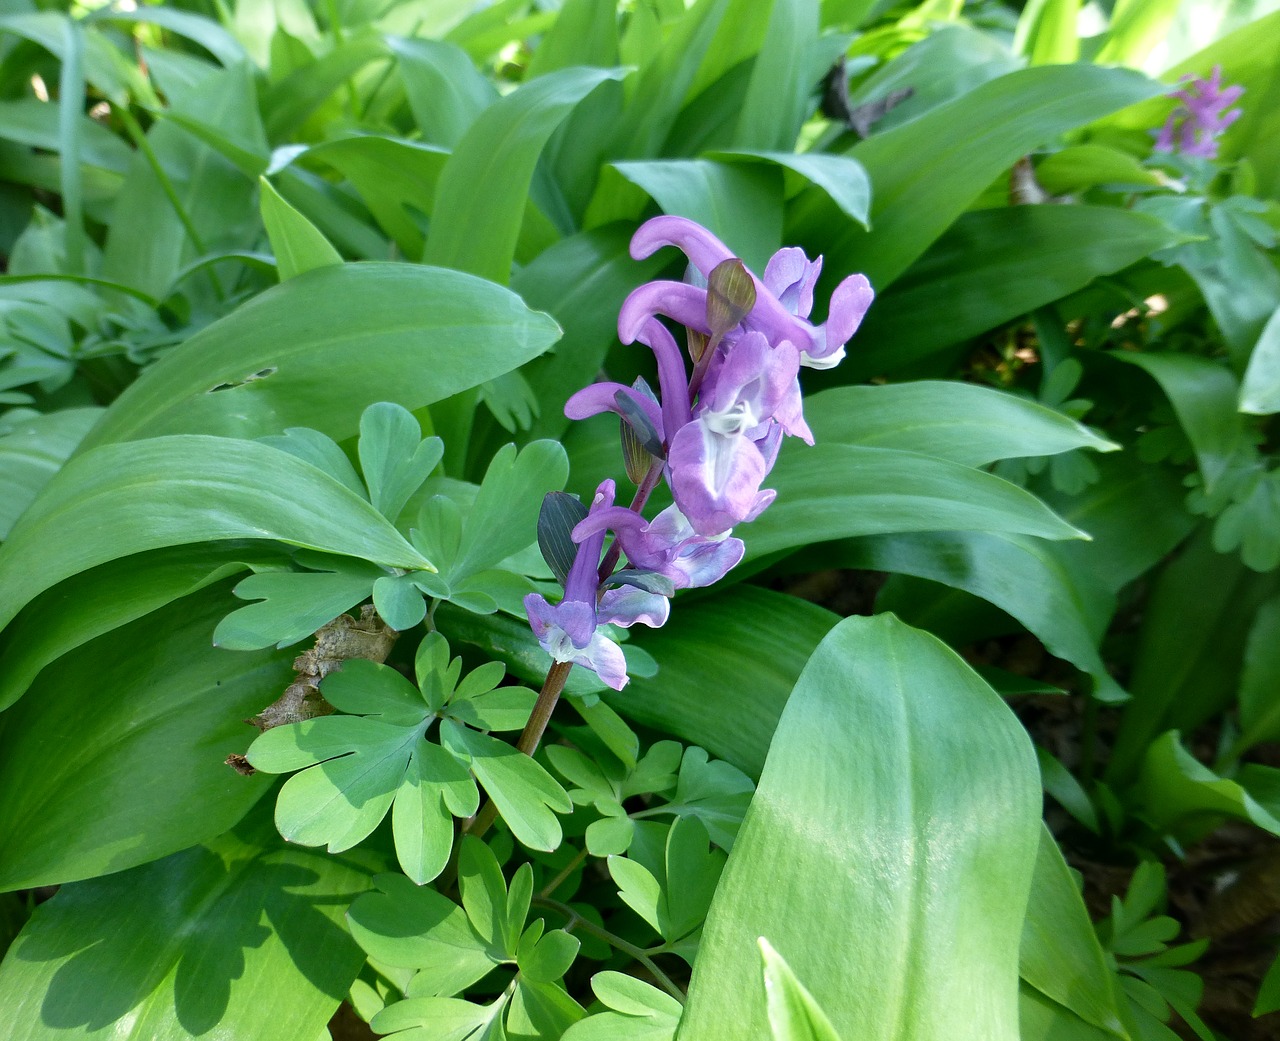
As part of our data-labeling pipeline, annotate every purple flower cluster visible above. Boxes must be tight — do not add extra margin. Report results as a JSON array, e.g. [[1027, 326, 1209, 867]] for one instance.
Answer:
[[524, 217, 873, 689], [1153, 65, 1244, 160]]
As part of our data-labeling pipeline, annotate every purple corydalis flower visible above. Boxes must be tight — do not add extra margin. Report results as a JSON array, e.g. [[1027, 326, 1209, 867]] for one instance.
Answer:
[[574, 504, 745, 590], [622, 216, 874, 369], [524, 480, 668, 690], [1154, 65, 1244, 160]]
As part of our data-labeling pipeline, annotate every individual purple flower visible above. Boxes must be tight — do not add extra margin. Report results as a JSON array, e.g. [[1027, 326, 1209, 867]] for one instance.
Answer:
[[573, 503, 745, 590], [1154, 65, 1244, 160], [620, 216, 874, 369], [524, 481, 669, 690]]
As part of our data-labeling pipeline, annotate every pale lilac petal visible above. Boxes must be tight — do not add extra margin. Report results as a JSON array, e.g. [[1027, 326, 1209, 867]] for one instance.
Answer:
[[565, 382, 665, 438], [808, 273, 874, 368], [619, 281, 710, 343], [630, 215, 736, 276], [581, 631, 629, 690], [600, 586, 670, 629], [763, 247, 821, 318], [668, 420, 770, 536], [773, 377, 813, 445], [672, 535, 744, 588]]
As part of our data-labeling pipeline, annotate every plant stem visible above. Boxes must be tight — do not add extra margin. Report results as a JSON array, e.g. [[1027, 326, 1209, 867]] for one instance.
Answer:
[[538, 846, 589, 899], [533, 896, 686, 1004], [598, 457, 664, 580]]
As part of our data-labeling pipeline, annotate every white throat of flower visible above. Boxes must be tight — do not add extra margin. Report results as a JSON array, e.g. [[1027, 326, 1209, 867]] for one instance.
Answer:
[[703, 399, 760, 437]]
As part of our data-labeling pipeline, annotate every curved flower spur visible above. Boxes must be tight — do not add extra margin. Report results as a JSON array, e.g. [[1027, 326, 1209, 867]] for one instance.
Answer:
[[525, 216, 874, 692]]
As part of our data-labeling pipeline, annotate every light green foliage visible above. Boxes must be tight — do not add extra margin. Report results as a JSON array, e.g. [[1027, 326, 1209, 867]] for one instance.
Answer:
[[759, 939, 845, 1041], [247, 634, 563, 879]]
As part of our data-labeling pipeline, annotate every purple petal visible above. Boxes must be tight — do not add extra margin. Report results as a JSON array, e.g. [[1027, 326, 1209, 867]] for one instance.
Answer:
[[670, 534, 745, 588], [809, 273, 874, 368], [763, 247, 822, 318], [565, 382, 665, 438], [619, 281, 711, 343], [635, 317, 693, 437], [700, 332, 800, 436], [563, 481, 615, 603], [630, 215, 736, 276]]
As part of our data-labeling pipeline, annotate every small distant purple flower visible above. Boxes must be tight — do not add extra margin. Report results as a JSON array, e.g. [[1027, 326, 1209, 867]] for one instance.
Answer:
[[524, 480, 669, 690], [1154, 65, 1244, 160]]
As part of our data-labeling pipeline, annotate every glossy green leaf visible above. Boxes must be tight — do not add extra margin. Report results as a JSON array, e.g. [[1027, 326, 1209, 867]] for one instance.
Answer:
[[742, 443, 1086, 563], [732, 0, 818, 152], [1021, 827, 1130, 1037], [1256, 950, 1280, 1017], [391, 36, 498, 148], [0, 810, 374, 1040], [1015, 0, 1081, 65], [441, 720, 572, 851], [0, 584, 289, 891], [561, 972, 680, 1041], [258, 175, 341, 280], [79, 263, 561, 448], [0, 435, 431, 633], [261, 35, 388, 140], [760, 938, 845, 1041], [818, 531, 1121, 701], [620, 587, 837, 778], [1234, 596, 1280, 753], [611, 158, 782, 271], [347, 874, 494, 994], [1115, 354, 1247, 494], [1095, 0, 1181, 67], [213, 558, 386, 652], [1108, 528, 1280, 781], [1239, 306, 1280, 415], [709, 151, 871, 229], [805, 382, 1116, 467], [1034, 144, 1162, 194], [358, 403, 444, 524], [0, 544, 287, 712], [848, 205, 1186, 374], [1020, 986, 1121, 1041], [0, 406, 101, 539], [425, 66, 627, 282], [87, 7, 247, 67], [1134, 731, 1280, 837], [677, 615, 1041, 1041], [804, 64, 1163, 288]]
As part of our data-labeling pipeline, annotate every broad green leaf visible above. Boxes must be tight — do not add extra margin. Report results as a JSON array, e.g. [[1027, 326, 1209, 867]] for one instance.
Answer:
[[677, 615, 1041, 1041], [1034, 144, 1163, 194], [87, 7, 247, 67], [1015, 0, 1081, 65], [441, 720, 572, 851], [1094, 0, 1181, 67], [759, 938, 845, 1041], [347, 873, 495, 995], [0, 435, 431, 632], [847, 205, 1187, 374], [1234, 596, 1280, 753], [1134, 731, 1280, 838], [258, 426, 365, 496], [621, 588, 836, 778], [1239, 306, 1280, 415], [611, 158, 782, 271], [799, 64, 1163, 289], [390, 36, 498, 148], [732, 0, 818, 152], [561, 972, 680, 1041], [261, 34, 388, 139], [258, 175, 341, 280], [0, 544, 287, 711], [0, 406, 101, 538], [425, 66, 627, 282], [1021, 827, 1130, 1037], [0, 809, 374, 1040], [1020, 986, 1123, 1041], [372, 996, 504, 1040], [1114, 354, 1247, 494], [0, 584, 288, 890], [79, 263, 561, 448], [1256, 950, 1280, 1016], [1108, 528, 1280, 781], [805, 382, 1116, 467], [709, 151, 870, 229], [813, 531, 1121, 701], [742, 443, 1086, 563], [513, 224, 666, 442]]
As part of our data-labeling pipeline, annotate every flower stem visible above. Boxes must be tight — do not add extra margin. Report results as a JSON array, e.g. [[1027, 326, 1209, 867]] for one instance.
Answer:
[[533, 896, 686, 1004], [598, 457, 664, 581], [538, 846, 589, 900]]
